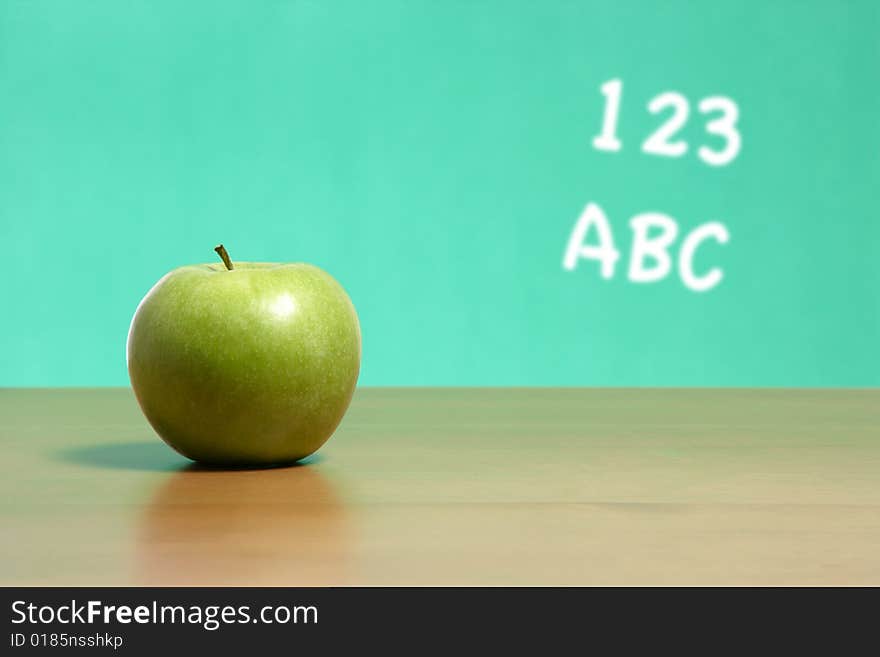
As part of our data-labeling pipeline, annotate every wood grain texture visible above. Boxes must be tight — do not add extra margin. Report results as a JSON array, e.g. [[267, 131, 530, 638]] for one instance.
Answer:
[[1, 388, 879, 586]]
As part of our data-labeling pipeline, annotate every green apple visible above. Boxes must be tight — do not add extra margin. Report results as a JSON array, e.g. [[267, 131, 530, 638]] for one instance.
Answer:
[[127, 245, 361, 466]]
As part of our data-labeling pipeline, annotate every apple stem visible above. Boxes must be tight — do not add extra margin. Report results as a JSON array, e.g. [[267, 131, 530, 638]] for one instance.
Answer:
[[214, 244, 234, 271]]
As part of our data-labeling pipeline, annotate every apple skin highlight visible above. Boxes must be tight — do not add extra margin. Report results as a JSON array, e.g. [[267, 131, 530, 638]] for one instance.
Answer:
[[127, 256, 361, 466]]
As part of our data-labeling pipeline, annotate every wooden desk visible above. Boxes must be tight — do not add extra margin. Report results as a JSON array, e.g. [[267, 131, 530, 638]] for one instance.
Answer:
[[2, 388, 878, 586]]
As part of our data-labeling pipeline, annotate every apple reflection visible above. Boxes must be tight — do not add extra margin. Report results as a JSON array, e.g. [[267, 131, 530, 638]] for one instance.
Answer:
[[136, 463, 351, 585]]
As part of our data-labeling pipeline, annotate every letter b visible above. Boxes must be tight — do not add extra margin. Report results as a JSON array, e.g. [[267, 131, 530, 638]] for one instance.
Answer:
[[628, 212, 679, 282]]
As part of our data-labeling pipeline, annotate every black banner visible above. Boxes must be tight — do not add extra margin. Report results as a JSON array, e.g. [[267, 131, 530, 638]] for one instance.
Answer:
[[2, 587, 875, 653]]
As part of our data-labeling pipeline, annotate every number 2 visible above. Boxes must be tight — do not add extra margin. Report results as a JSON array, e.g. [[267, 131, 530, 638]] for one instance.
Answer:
[[642, 92, 689, 157], [698, 96, 741, 166]]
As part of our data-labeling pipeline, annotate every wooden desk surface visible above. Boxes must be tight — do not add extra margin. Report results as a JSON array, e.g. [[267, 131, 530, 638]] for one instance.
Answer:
[[1, 388, 878, 586]]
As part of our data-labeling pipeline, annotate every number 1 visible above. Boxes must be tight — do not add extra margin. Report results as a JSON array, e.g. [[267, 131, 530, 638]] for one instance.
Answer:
[[593, 79, 622, 152]]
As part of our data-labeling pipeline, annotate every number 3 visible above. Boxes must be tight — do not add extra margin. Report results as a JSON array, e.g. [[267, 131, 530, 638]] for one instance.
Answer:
[[698, 96, 740, 166]]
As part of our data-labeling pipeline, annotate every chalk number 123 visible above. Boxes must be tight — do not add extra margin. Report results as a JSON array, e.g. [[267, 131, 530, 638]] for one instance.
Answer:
[[592, 78, 741, 167]]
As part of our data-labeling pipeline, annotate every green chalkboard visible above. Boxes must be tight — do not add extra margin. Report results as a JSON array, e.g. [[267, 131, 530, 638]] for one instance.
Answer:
[[0, 1, 878, 386]]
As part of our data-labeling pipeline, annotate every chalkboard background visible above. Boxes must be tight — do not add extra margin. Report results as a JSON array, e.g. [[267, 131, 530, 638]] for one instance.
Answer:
[[1, 1, 877, 386]]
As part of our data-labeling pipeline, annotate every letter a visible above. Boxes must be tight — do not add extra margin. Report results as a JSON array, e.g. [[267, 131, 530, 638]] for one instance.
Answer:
[[562, 202, 620, 279]]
